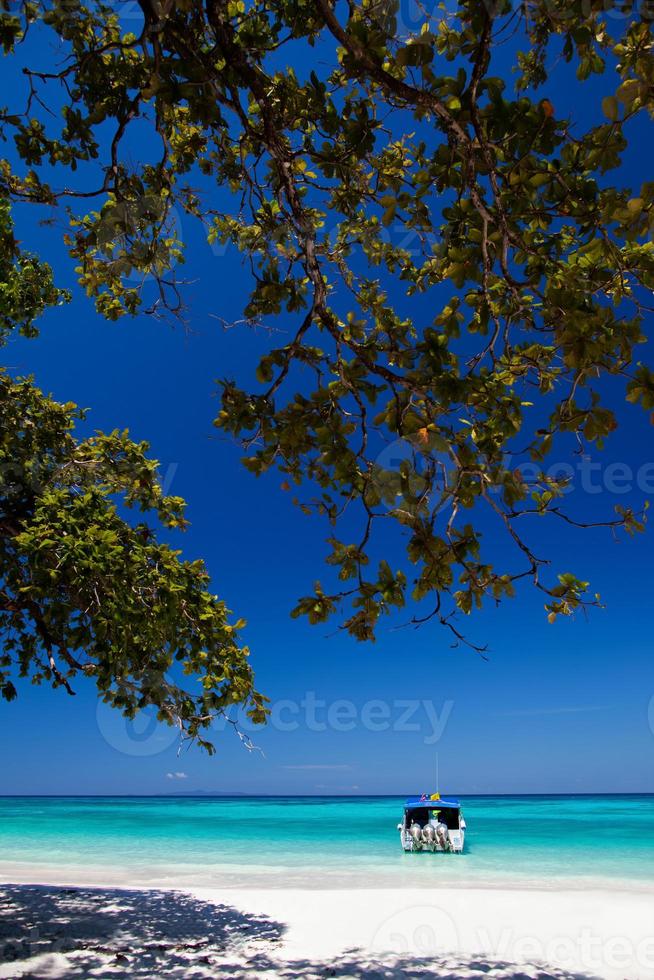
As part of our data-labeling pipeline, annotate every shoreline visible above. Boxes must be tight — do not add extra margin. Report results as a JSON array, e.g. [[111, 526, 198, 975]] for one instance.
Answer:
[[2, 876, 654, 979], [2, 860, 654, 894]]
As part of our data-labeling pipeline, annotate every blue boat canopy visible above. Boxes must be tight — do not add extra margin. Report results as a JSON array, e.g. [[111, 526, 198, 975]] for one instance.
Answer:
[[404, 796, 460, 809]]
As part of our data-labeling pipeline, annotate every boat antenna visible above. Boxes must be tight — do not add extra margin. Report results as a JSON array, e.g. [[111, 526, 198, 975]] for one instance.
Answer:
[[429, 752, 440, 802]]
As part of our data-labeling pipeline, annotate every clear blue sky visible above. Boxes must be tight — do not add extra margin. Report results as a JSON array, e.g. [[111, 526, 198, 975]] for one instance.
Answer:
[[1, 7, 653, 796]]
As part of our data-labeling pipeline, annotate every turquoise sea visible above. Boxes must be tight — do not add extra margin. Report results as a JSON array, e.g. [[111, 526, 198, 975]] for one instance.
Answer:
[[1, 795, 653, 890]]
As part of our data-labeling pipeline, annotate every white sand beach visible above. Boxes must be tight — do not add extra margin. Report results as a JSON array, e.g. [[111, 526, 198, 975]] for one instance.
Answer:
[[2, 880, 653, 980]]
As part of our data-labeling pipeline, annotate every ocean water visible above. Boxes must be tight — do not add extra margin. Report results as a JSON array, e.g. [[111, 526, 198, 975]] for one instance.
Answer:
[[1, 795, 653, 890]]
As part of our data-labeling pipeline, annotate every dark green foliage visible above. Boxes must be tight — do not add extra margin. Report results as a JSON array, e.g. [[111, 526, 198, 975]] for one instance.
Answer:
[[0, 201, 267, 748], [0, 0, 651, 652]]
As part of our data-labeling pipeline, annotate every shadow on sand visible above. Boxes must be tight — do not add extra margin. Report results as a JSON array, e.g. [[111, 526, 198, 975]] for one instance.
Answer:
[[0, 884, 282, 978], [0, 885, 599, 980], [217, 952, 600, 980]]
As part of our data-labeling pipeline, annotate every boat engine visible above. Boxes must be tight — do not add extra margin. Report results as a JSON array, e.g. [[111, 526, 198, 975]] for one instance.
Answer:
[[422, 824, 435, 844], [410, 823, 423, 847]]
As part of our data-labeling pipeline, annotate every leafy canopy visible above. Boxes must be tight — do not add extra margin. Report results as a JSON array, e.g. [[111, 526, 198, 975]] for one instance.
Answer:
[[0, 199, 267, 750], [0, 0, 652, 652]]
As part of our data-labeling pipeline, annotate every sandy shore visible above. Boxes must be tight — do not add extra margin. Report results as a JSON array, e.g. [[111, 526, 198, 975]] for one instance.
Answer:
[[220, 886, 654, 978], [1, 880, 654, 979]]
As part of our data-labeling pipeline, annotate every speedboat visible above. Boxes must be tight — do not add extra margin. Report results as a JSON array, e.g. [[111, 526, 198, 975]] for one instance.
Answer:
[[397, 794, 465, 853]]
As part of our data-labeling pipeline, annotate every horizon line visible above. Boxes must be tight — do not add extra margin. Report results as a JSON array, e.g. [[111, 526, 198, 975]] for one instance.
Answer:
[[2, 791, 653, 799]]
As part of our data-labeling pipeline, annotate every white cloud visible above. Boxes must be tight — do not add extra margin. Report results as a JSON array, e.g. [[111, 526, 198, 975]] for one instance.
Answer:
[[166, 771, 188, 779], [281, 764, 353, 771], [495, 705, 606, 718], [315, 784, 360, 791]]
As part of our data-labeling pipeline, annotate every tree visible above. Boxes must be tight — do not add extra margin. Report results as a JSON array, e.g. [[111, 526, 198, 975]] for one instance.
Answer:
[[0, 199, 267, 750], [0, 0, 652, 655]]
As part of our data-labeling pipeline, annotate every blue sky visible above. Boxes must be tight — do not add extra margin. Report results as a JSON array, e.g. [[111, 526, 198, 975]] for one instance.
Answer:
[[1, 5, 653, 795]]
